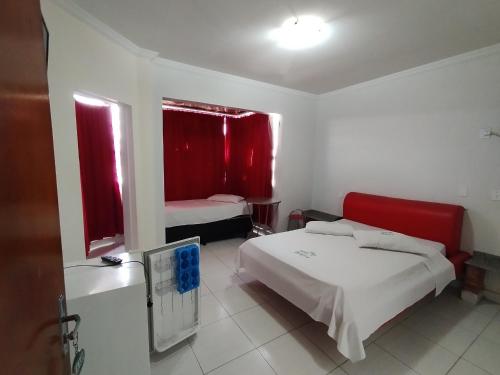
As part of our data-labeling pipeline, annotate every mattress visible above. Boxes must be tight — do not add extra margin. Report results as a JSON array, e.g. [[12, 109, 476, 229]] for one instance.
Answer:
[[164, 199, 249, 227], [237, 219, 454, 362]]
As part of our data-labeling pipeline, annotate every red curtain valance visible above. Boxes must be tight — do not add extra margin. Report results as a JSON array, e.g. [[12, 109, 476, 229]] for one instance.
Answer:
[[75, 101, 123, 255]]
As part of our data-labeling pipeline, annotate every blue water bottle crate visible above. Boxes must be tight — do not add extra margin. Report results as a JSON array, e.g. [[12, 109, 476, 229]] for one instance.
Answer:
[[175, 244, 200, 294]]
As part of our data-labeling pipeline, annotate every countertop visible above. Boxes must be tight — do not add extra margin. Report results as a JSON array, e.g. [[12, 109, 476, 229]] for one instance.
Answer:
[[64, 251, 146, 301]]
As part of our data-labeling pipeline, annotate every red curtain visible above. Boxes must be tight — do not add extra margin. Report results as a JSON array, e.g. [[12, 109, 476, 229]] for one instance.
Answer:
[[75, 101, 123, 256], [163, 110, 226, 201], [226, 113, 273, 198], [162, 110, 273, 205]]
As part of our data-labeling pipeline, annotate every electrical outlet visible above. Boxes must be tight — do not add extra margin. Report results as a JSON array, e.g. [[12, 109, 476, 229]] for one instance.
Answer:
[[491, 189, 500, 201], [480, 128, 492, 139]]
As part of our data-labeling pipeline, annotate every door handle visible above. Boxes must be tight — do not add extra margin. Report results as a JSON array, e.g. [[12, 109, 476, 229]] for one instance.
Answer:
[[62, 314, 81, 342], [58, 295, 85, 374]]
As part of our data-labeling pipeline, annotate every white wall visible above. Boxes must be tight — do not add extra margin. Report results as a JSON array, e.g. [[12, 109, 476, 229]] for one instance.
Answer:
[[42, 0, 144, 262], [42, 0, 317, 262], [313, 45, 500, 258], [150, 60, 317, 233]]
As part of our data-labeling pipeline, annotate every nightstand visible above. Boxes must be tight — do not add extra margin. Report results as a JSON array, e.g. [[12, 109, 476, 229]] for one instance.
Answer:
[[461, 251, 500, 304], [302, 209, 342, 223], [246, 197, 281, 236]]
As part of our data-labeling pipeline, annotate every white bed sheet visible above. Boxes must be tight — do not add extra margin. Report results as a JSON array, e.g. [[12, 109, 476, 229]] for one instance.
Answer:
[[164, 199, 249, 227], [237, 219, 454, 362]]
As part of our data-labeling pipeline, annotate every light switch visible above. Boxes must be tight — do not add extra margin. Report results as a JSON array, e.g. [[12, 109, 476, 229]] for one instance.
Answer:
[[491, 190, 500, 201], [480, 128, 492, 139]]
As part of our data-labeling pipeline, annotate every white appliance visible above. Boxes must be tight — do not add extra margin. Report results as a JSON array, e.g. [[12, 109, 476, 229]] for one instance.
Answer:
[[143, 237, 201, 352]]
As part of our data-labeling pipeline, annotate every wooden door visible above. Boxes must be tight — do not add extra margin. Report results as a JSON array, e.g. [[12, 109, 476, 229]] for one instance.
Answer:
[[0, 0, 70, 374]]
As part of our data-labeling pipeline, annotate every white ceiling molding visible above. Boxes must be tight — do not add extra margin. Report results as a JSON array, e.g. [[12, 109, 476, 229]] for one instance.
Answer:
[[49, 0, 159, 60], [319, 42, 500, 99], [153, 57, 316, 99]]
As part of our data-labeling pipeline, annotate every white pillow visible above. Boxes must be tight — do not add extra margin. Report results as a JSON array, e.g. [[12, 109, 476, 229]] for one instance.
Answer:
[[305, 221, 354, 236], [207, 194, 245, 203], [353, 230, 436, 256]]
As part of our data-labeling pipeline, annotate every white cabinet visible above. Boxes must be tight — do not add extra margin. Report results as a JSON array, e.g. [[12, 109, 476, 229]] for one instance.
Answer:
[[64, 252, 151, 375]]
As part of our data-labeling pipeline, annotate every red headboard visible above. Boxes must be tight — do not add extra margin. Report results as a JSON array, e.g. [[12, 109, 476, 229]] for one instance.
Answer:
[[343, 192, 464, 258]]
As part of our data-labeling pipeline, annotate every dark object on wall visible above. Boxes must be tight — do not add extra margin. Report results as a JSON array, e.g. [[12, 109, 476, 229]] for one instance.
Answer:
[[165, 215, 252, 245]]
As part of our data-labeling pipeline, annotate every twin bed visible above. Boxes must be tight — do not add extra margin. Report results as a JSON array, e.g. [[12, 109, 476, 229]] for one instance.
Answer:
[[164, 197, 252, 244], [238, 192, 471, 362]]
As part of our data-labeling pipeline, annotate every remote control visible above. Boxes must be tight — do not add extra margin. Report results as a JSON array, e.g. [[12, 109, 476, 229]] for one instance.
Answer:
[[101, 255, 123, 265]]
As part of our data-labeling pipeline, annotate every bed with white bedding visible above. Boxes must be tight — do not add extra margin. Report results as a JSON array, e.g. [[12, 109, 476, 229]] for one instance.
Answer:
[[164, 199, 249, 227], [238, 218, 455, 361], [164, 198, 252, 244]]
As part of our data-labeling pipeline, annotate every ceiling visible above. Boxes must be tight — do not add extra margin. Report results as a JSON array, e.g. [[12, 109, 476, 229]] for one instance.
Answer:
[[73, 0, 500, 94]]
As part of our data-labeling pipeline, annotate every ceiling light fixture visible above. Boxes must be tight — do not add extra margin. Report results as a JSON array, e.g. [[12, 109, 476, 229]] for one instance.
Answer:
[[270, 15, 330, 50]]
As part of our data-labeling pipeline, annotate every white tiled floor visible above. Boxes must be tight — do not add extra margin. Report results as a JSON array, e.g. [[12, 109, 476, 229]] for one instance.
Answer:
[[151, 238, 500, 375]]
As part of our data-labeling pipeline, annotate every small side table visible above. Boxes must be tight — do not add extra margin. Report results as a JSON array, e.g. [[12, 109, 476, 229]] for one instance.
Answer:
[[462, 252, 500, 304], [246, 198, 281, 236], [302, 209, 342, 223]]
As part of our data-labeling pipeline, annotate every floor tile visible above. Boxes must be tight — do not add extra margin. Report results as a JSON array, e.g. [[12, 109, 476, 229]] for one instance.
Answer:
[[473, 300, 500, 319], [237, 269, 259, 284], [481, 314, 500, 345], [448, 359, 492, 375], [213, 285, 264, 315], [299, 321, 347, 365], [190, 317, 254, 373], [210, 246, 240, 270], [265, 294, 312, 328], [207, 350, 276, 375], [200, 293, 229, 326], [329, 368, 348, 375], [376, 325, 458, 375], [200, 280, 210, 297], [429, 293, 475, 318], [364, 318, 400, 345], [342, 344, 417, 375], [200, 252, 233, 277], [245, 279, 283, 301], [463, 336, 500, 375], [417, 302, 492, 334], [402, 309, 478, 355], [259, 331, 335, 375], [233, 304, 293, 346], [423, 296, 495, 335], [203, 272, 243, 292], [449, 309, 493, 335], [150, 341, 202, 375]]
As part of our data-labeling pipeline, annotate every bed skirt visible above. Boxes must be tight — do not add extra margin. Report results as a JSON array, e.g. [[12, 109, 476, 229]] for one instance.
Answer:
[[165, 215, 252, 245]]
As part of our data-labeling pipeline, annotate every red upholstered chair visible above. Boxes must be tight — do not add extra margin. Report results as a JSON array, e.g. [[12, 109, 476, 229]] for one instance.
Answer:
[[343, 192, 471, 278]]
